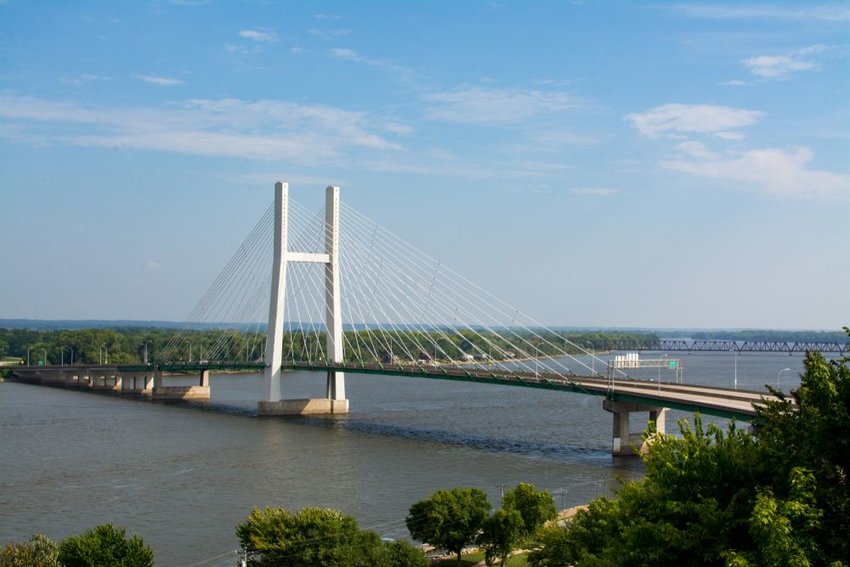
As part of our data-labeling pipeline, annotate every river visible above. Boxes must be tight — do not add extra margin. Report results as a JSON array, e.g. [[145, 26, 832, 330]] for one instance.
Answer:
[[0, 351, 813, 565]]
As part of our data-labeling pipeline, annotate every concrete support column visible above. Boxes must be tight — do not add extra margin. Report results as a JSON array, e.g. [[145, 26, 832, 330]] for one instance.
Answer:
[[263, 181, 289, 404], [603, 399, 667, 456], [200, 370, 210, 387], [324, 185, 345, 401]]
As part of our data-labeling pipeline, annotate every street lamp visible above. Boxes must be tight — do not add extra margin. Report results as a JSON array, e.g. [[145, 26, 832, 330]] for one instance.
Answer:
[[99, 344, 109, 365], [143, 341, 152, 365], [731, 347, 738, 390], [777, 367, 792, 390], [585, 341, 595, 375], [26, 347, 32, 366], [553, 488, 569, 511], [41, 348, 47, 366]]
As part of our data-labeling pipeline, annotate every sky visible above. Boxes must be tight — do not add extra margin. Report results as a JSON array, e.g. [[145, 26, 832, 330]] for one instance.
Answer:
[[1, 1, 848, 330]]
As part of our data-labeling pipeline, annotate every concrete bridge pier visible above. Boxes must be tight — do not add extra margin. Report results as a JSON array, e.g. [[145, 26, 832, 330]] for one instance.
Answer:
[[151, 368, 210, 401], [603, 399, 667, 456]]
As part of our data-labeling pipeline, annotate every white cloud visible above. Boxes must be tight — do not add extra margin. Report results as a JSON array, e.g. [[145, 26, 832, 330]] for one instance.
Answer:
[[625, 103, 763, 139], [423, 86, 582, 125], [0, 93, 400, 164], [61, 74, 103, 86], [329, 48, 416, 82], [309, 29, 351, 41], [742, 45, 826, 79], [239, 29, 278, 43], [571, 187, 619, 196], [661, 142, 850, 200], [135, 74, 183, 86], [144, 260, 162, 271], [666, 4, 850, 22], [719, 79, 747, 87]]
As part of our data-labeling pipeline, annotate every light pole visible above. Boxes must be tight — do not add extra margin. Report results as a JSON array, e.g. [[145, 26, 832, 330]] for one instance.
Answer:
[[100, 344, 108, 365], [777, 367, 791, 390], [731, 347, 738, 390], [188, 342, 193, 363], [143, 341, 152, 365], [41, 348, 47, 366], [585, 341, 595, 375], [553, 488, 569, 511], [26, 347, 32, 366]]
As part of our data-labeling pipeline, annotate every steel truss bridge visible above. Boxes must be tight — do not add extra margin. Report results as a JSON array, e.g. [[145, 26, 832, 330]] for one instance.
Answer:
[[596, 339, 849, 354]]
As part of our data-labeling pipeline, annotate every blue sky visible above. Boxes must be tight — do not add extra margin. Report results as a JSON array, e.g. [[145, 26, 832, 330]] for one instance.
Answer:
[[1, 1, 848, 329]]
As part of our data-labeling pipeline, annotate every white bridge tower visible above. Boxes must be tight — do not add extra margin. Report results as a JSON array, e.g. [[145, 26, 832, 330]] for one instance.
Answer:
[[258, 181, 348, 415]]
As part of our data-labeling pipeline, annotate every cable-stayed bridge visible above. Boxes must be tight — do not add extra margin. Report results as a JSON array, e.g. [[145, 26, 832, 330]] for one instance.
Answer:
[[12, 182, 797, 455]]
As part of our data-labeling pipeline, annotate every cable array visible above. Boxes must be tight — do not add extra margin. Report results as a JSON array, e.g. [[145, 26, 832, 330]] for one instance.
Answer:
[[159, 193, 613, 382]]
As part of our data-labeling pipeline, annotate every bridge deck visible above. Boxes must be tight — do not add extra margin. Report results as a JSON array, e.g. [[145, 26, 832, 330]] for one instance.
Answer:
[[13, 361, 778, 420]]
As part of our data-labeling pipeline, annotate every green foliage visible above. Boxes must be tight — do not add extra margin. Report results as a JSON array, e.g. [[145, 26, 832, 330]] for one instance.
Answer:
[[57, 524, 153, 567], [236, 506, 426, 567], [0, 326, 658, 366], [406, 487, 491, 565], [383, 539, 430, 567], [528, 329, 850, 566], [501, 482, 557, 541], [479, 508, 524, 567], [755, 342, 850, 563], [0, 533, 60, 567]]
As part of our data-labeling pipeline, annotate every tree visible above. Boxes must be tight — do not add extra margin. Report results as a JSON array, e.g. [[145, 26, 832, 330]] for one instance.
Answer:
[[479, 508, 524, 567], [0, 533, 60, 567], [383, 539, 430, 567], [236, 506, 427, 567], [57, 524, 153, 567], [528, 332, 850, 566], [406, 487, 491, 565], [501, 482, 557, 540]]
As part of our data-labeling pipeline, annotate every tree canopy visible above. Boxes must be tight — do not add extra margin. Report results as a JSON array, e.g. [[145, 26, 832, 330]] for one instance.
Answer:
[[406, 487, 491, 565], [0, 533, 60, 567], [236, 506, 426, 567], [57, 524, 153, 567], [528, 334, 850, 566]]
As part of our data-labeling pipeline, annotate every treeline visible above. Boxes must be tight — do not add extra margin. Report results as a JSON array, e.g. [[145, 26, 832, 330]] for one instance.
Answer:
[[665, 329, 849, 343], [0, 327, 658, 366]]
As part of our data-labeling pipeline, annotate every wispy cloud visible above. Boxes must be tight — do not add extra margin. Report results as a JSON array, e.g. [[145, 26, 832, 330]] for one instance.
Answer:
[[239, 29, 278, 43], [625, 103, 763, 139], [719, 79, 748, 87], [135, 74, 183, 86], [144, 260, 162, 271], [742, 45, 826, 79], [309, 28, 351, 41], [571, 187, 619, 196], [661, 141, 850, 200], [0, 93, 401, 164], [60, 74, 104, 86], [423, 86, 582, 126], [666, 4, 850, 22], [329, 47, 415, 81]]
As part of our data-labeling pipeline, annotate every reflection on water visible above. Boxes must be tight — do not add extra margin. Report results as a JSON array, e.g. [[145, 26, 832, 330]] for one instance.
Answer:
[[0, 351, 814, 565]]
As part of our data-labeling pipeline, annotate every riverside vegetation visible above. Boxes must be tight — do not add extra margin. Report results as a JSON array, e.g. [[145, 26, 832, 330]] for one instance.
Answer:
[[0, 326, 656, 366], [5, 329, 848, 566]]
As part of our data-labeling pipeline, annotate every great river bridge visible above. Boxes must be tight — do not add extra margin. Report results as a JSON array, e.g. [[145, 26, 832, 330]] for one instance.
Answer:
[[13, 182, 826, 455]]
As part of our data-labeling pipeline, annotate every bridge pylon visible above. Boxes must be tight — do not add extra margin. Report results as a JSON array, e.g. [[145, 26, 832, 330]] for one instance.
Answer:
[[258, 181, 349, 416]]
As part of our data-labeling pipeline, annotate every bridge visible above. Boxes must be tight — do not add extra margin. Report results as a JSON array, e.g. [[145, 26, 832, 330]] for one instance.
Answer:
[[11, 182, 795, 455], [593, 339, 848, 354]]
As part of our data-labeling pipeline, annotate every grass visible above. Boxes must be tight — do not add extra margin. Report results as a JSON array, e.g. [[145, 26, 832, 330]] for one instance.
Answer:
[[434, 550, 530, 566]]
